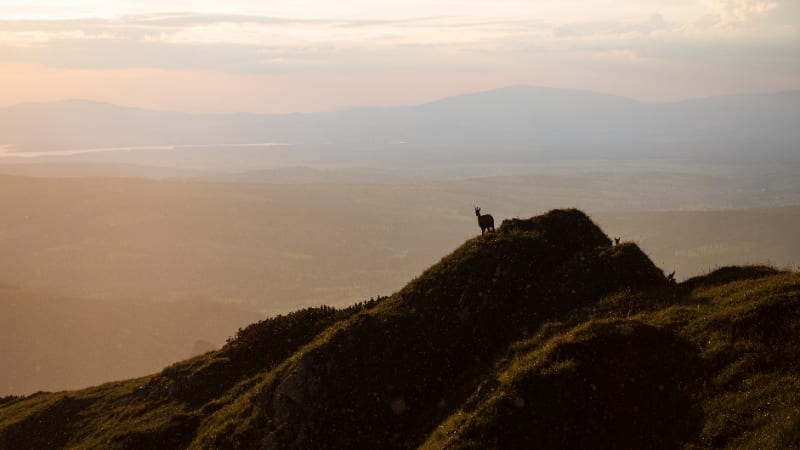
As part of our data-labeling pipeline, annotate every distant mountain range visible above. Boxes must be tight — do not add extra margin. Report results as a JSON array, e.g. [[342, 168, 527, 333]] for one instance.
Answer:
[[1, 86, 798, 170]]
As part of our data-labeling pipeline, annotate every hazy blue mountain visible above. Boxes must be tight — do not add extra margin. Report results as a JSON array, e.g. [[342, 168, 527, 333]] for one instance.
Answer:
[[1, 87, 797, 170]]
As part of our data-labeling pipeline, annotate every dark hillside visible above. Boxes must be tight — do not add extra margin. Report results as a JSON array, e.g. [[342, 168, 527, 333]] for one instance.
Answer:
[[251, 209, 665, 449], [424, 267, 800, 450], [1, 209, 798, 449], [426, 320, 704, 449]]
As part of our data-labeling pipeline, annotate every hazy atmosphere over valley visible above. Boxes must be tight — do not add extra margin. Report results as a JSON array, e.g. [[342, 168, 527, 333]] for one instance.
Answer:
[[1, 1, 799, 449]]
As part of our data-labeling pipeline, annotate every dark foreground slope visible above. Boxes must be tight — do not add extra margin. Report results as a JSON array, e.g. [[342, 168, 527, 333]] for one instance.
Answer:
[[1, 209, 799, 449]]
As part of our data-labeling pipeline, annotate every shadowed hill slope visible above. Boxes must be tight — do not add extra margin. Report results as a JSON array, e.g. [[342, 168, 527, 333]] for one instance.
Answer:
[[250, 210, 664, 449], [1, 209, 799, 449]]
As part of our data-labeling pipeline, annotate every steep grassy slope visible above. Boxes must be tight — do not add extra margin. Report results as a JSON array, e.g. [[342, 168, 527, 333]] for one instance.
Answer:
[[1, 209, 798, 449], [423, 266, 800, 449]]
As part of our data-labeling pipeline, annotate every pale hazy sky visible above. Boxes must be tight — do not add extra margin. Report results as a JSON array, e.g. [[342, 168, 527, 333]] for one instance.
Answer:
[[0, 0, 798, 112]]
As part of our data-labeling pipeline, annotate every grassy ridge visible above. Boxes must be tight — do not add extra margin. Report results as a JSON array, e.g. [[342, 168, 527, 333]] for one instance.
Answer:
[[1, 210, 798, 449]]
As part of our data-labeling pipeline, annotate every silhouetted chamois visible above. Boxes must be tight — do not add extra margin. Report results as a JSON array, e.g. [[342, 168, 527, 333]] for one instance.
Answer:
[[667, 271, 676, 284], [474, 207, 495, 235], [614, 237, 621, 245]]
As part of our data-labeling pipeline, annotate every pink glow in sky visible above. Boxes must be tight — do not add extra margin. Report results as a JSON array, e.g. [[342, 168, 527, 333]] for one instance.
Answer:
[[0, 0, 798, 112]]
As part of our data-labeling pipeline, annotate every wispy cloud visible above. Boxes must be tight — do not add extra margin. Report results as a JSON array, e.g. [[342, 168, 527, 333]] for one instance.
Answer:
[[704, 0, 779, 27], [0, 10, 788, 71]]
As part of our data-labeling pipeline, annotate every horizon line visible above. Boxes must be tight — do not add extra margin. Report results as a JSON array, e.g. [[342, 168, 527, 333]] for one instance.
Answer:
[[2, 84, 797, 116]]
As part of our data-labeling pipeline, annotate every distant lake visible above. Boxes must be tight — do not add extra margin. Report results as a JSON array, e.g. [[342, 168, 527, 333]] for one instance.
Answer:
[[0, 143, 289, 159]]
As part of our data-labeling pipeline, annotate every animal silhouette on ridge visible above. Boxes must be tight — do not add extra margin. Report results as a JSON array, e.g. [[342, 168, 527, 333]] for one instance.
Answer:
[[474, 207, 495, 235]]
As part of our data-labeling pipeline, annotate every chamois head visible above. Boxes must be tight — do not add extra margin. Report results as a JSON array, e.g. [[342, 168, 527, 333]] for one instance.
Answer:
[[614, 237, 621, 245]]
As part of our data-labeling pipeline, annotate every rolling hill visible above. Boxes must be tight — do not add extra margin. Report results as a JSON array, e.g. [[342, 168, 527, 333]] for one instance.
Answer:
[[1, 209, 798, 449]]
